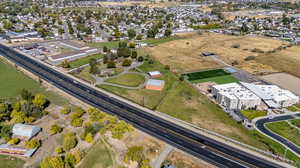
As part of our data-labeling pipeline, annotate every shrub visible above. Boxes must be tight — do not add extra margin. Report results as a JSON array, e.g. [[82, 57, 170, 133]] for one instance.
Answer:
[[25, 139, 41, 149], [103, 46, 108, 52], [231, 44, 240, 48], [7, 138, 20, 145], [231, 60, 239, 66], [122, 59, 132, 67], [131, 50, 138, 59], [244, 56, 256, 61], [164, 65, 170, 70], [124, 146, 144, 163], [50, 124, 63, 135], [40, 156, 64, 168]]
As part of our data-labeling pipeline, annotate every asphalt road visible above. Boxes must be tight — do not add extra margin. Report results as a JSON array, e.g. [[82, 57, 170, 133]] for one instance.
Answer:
[[255, 115, 300, 156], [0, 44, 284, 168]]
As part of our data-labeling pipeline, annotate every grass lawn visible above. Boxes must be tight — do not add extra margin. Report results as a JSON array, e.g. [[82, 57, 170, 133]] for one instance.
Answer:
[[190, 75, 239, 84], [79, 139, 114, 168], [73, 66, 96, 84], [142, 36, 181, 46], [290, 119, 300, 128], [295, 104, 300, 109], [69, 54, 103, 68], [0, 59, 69, 105], [266, 121, 300, 147], [0, 155, 25, 168], [240, 110, 268, 120], [105, 73, 145, 87]]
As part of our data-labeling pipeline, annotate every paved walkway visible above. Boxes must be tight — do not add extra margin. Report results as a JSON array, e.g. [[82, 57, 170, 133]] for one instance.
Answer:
[[151, 145, 173, 168]]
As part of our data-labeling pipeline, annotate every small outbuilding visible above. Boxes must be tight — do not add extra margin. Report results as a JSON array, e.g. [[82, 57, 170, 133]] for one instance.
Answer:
[[145, 79, 165, 91], [148, 71, 162, 78], [12, 124, 41, 140]]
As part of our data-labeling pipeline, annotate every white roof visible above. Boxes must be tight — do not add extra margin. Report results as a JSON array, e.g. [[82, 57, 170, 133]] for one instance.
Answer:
[[148, 71, 161, 76]]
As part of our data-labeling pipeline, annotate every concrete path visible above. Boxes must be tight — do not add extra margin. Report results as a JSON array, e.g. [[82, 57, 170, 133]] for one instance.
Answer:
[[151, 145, 173, 168]]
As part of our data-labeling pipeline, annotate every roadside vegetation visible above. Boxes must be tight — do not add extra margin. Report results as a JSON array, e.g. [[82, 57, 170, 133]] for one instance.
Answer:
[[67, 54, 103, 68], [240, 110, 267, 120], [266, 121, 300, 147]]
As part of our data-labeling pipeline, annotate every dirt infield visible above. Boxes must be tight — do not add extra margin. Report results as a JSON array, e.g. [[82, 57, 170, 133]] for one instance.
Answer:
[[143, 32, 286, 73], [261, 73, 300, 96]]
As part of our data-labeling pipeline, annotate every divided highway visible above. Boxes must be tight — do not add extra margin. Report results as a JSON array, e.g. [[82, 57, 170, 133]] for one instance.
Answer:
[[0, 44, 284, 168]]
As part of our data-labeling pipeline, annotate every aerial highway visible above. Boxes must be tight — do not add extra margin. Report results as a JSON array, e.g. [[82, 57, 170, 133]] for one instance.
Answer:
[[255, 114, 300, 156], [0, 44, 285, 168]]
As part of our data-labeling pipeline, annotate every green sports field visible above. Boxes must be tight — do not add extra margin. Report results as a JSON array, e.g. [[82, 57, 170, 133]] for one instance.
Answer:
[[184, 69, 239, 84]]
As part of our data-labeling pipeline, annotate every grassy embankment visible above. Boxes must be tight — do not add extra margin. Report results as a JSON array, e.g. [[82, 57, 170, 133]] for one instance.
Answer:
[[240, 110, 268, 120]]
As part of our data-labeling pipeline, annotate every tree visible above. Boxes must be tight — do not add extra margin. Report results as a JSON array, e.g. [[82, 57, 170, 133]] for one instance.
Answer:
[[136, 34, 143, 40], [107, 61, 116, 68], [89, 58, 99, 74], [40, 156, 65, 168], [21, 89, 33, 101], [85, 132, 93, 143], [117, 48, 131, 58], [32, 94, 47, 108], [58, 28, 65, 35], [61, 60, 70, 68], [103, 46, 108, 53], [8, 138, 20, 145], [61, 107, 71, 115], [128, 42, 136, 48], [122, 59, 132, 67], [63, 132, 77, 151], [50, 124, 63, 135], [164, 29, 172, 37], [25, 139, 41, 149], [10, 110, 26, 123], [55, 147, 64, 154], [131, 50, 138, 59], [164, 65, 170, 70], [124, 146, 144, 163], [71, 118, 83, 127], [127, 29, 136, 39], [65, 153, 77, 167], [137, 56, 144, 62]]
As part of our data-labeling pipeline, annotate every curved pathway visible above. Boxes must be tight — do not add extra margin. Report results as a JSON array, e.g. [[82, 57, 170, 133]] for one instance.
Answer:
[[253, 112, 300, 157]]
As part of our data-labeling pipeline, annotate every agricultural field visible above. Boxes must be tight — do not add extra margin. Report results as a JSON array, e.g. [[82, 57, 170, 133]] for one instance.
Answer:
[[142, 32, 285, 74], [240, 110, 267, 120], [68, 54, 103, 68], [105, 73, 145, 87], [184, 69, 238, 84], [266, 121, 300, 147]]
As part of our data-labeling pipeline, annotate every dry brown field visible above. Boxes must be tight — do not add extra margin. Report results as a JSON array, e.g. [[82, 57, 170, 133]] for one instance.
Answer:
[[143, 32, 286, 73], [255, 45, 300, 78], [261, 73, 300, 96]]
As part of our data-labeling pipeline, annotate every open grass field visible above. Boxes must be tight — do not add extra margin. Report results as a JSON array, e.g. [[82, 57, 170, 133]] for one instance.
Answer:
[[0, 59, 41, 98], [266, 121, 300, 147], [69, 54, 103, 68], [79, 139, 114, 168], [0, 155, 24, 168], [142, 32, 286, 73], [88, 41, 120, 49], [240, 110, 267, 120], [105, 73, 145, 87], [0, 59, 69, 105], [256, 46, 300, 78], [142, 36, 181, 46]]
